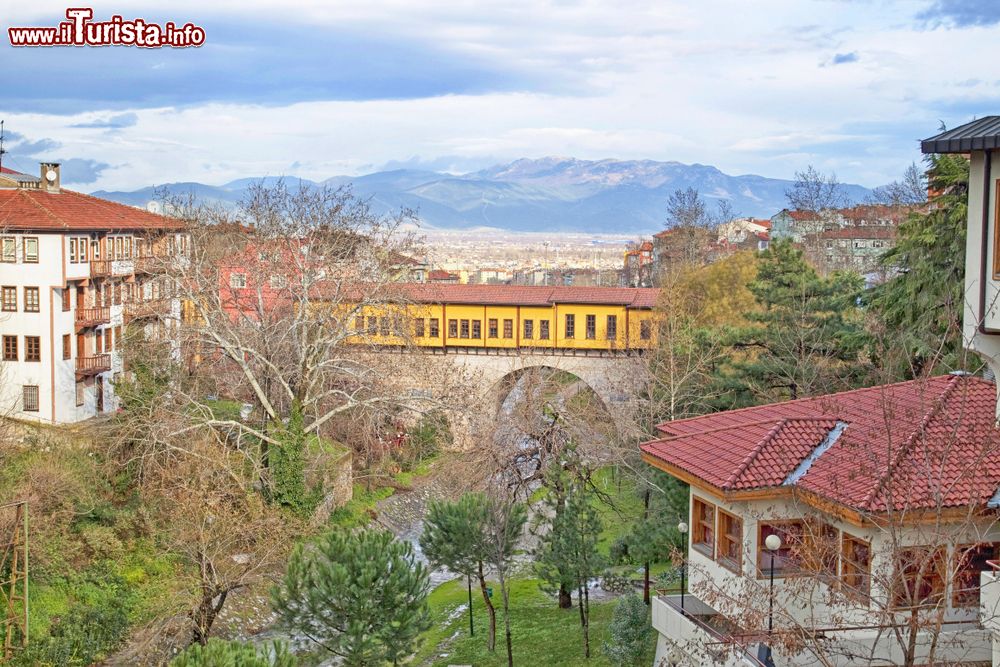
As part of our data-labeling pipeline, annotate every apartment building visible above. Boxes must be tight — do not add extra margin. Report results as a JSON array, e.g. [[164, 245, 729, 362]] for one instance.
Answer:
[[0, 163, 186, 423]]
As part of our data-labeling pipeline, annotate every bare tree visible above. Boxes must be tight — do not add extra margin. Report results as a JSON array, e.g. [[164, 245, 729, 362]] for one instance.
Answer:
[[786, 165, 850, 214]]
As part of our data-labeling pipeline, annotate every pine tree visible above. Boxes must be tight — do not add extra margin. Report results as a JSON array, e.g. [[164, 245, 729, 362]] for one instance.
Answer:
[[714, 238, 867, 407], [271, 528, 430, 666], [534, 460, 605, 658], [868, 153, 971, 377], [629, 469, 687, 604], [421, 492, 524, 653]]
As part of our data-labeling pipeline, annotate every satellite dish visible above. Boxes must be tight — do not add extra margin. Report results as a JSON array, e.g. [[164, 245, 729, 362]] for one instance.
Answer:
[[45, 169, 57, 183]]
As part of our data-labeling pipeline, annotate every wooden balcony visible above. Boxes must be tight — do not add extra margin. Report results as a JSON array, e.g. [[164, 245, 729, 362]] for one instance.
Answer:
[[133, 255, 166, 274], [75, 306, 110, 330], [76, 354, 111, 376], [123, 299, 166, 322], [90, 258, 135, 278]]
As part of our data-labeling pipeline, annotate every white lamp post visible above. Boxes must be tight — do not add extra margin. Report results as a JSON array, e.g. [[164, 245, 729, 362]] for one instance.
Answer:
[[763, 533, 782, 666]]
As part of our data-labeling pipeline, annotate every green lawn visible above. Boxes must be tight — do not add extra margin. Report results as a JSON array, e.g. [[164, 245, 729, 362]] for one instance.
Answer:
[[412, 577, 656, 667]]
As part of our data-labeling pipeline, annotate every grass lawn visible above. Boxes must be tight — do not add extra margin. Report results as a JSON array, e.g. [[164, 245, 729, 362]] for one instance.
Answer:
[[411, 576, 656, 667]]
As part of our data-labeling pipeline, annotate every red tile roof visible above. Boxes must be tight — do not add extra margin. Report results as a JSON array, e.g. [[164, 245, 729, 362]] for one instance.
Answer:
[[399, 284, 659, 308], [818, 227, 895, 240], [641, 375, 1000, 513], [0, 187, 182, 231]]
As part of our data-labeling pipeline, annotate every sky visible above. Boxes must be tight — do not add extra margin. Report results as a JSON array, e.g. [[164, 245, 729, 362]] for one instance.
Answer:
[[1, 0, 999, 191]]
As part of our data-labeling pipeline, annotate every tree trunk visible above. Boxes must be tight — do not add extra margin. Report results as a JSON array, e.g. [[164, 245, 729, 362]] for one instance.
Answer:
[[191, 587, 228, 646], [558, 584, 572, 609], [478, 561, 497, 652], [583, 584, 591, 659], [498, 566, 514, 667], [642, 487, 651, 605]]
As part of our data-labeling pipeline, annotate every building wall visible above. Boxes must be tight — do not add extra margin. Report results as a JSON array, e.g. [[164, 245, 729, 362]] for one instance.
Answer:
[[966, 151, 1000, 409]]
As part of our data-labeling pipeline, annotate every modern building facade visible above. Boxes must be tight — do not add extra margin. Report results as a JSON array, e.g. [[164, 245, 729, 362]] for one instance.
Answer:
[[0, 163, 186, 423]]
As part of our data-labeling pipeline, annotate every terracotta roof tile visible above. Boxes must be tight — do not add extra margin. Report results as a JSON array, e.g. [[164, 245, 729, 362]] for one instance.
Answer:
[[641, 375, 1000, 513], [0, 187, 182, 231], [398, 284, 658, 308]]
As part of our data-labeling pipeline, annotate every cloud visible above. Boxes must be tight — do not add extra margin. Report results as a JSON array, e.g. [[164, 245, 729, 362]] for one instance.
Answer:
[[56, 158, 110, 185], [379, 155, 501, 174], [917, 0, 1000, 27], [70, 113, 139, 129], [831, 52, 859, 65]]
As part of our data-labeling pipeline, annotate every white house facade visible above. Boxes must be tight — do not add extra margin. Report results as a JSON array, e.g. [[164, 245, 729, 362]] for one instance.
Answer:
[[0, 163, 185, 424]]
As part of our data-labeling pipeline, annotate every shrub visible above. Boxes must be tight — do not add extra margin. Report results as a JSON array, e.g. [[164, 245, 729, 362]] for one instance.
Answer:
[[171, 639, 298, 666], [602, 592, 650, 667], [15, 596, 130, 666]]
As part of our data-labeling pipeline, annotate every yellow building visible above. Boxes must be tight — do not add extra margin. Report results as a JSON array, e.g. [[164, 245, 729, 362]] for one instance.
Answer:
[[349, 284, 660, 352]]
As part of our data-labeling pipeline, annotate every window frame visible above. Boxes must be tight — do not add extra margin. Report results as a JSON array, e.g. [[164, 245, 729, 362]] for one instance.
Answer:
[[22, 237, 38, 263], [1, 286, 16, 312], [640, 319, 652, 340], [2, 335, 17, 361], [414, 317, 425, 338], [488, 318, 498, 338], [716, 509, 743, 573], [460, 319, 470, 339], [606, 314, 617, 340], [565, 313, 575, 339], [429, 318, 440, 338], [503, 319, 513, 339], [585, 314, 596, 340], [448, 319, 458, 338], [539, 319, 550, 340], [756, 520, 807, 578], [691, 496, 715, 559], [24, 336, 41, 363], [523, 319, 534, 340], [952, 542, 999, 608], [471, 320, 481, 339], [0, 237, 14, 263], [841, 533, 872, 602], [891, 546, 947, 610], [22, 385, 39, 412], [229, 272, 247, 289], [62, 334, 71, 360], [24, 286, 40, 313]]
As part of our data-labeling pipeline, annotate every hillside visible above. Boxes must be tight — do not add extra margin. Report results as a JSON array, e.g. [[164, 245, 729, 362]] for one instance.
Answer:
[[92, 157, 872, 234]]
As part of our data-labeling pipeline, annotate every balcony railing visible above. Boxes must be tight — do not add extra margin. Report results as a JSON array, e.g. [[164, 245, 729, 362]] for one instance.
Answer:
[[75, 306, 110, 329], [123, 299, 166, 321], [76, 354, 111, 376], [90, 258, 135, 278]]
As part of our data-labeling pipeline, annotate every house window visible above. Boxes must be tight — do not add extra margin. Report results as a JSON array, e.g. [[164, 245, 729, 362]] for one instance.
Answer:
[[801, 521, 839, 579], [717, 510, 743, 572], [354, 315, 364, 332], [2, 336, 16, 361], [96, 330, 103, 353], [414, 318, 425, 338], [429, 318, 440, 338], [1, 237, 14, 263], [229, 272, 247, 289], [70, 238, 78, 263], [472, 320, 481, 339], [488, 318, 498, 338], [79, 237, 88, 262], [76, 381, 85, 407], [640, 319, 652, 340], [757, 521, 805, 576], [2, 286, 16, 311], [503, 319, 513, 338], [114, 237, 123, 259], [539, 319, 550, 340], [62, 288, 70, 312], [24, 287, 39, 313], [952, 543, 1000, 607], [24, 336, 40, 362], [91, 239, 100, 260], [892, 547, 947, 609], [367, 317, 377, 335], [606, 315, 617, 340], [523, 319, 534, 340], [269, 275, 287, 289], [691, 497, 715, 558], [585, 314, 596, 339], [460, 320, 470, 338], [379, 317, 390, 336], [841, 534, 871, 600], [565, 314, 575, 339], [63, 334, 71, 360], [105, 328, 113, 351], [124, 237, 132, 258], [23, 237, 38, 263], [22, 386, 39, 412], [448, 319, 458, 338]]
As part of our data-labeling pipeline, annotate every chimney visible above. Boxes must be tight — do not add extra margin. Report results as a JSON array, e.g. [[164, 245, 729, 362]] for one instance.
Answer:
[[40, 162, 60, 193]]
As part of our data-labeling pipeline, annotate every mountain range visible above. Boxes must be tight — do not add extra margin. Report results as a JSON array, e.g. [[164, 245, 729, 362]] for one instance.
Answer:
[[92, 157, 873, 234]]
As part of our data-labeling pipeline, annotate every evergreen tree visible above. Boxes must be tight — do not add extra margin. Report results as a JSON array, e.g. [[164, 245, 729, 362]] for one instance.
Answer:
[[868, 153, 972, 378], [601, 593, 651, 667], [421, 492, 524, 653], [534, 461, 605, 658], [629, 469, 687, 604], [271, 528, 430, 666], [713, 238, 867, 407]]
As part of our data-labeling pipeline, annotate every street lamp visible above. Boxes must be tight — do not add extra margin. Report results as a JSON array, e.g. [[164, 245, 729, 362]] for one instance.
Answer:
[[761, 533, 782, 667], [677, 521, 689, 611]]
